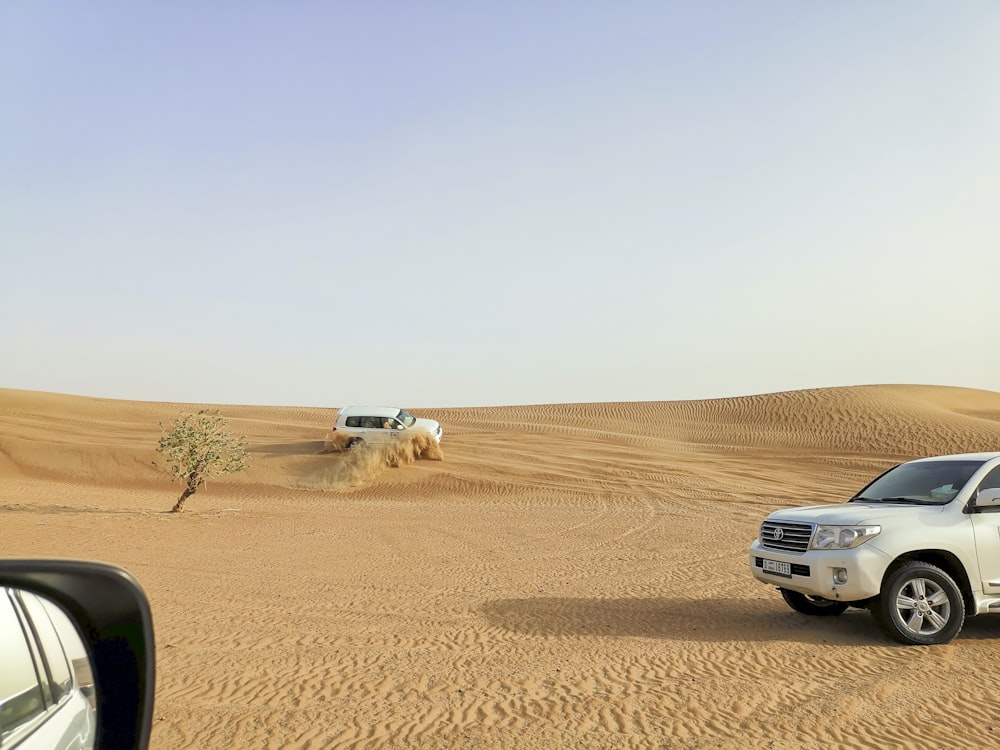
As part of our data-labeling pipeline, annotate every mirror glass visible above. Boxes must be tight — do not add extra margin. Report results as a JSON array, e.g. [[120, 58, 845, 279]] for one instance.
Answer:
[[0, 588, 96, 748]]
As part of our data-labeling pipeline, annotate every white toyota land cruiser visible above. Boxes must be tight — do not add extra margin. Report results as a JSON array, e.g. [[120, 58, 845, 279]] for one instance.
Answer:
[[331, 406, 443, 450], [750, 452, 1000, 645]]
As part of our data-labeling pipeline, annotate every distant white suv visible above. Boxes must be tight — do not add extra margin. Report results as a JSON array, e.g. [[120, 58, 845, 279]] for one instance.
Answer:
[[331, 406, 443, 450], [750, 452, 1000, 645]]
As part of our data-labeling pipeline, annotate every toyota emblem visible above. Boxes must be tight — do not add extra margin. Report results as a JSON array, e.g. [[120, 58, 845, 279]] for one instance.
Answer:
[[771, 527, 784, 541]]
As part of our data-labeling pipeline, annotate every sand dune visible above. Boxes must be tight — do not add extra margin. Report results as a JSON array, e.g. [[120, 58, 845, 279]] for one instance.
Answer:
[[3, 384, 1000, 748]]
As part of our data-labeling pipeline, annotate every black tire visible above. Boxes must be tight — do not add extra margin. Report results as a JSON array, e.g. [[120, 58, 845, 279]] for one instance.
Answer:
[[780, 588, 849, 617], [345, 438, 364, 451], [871, 561, 965, 645]]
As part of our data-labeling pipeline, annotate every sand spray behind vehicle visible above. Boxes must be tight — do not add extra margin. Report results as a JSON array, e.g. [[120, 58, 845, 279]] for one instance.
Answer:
[[302, 432, 443, 489]]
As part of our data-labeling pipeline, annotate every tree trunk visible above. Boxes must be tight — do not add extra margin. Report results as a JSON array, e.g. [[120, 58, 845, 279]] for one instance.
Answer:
[[171, 475, 201, 513]]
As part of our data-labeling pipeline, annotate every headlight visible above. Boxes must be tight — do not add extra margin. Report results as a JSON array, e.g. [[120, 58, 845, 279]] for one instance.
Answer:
[[811, 525, 881, 550]]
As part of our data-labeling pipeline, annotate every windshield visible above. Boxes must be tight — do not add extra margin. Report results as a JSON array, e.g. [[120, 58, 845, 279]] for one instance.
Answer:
[[396, 409, 417, 427], [852, 460, 984, 505]]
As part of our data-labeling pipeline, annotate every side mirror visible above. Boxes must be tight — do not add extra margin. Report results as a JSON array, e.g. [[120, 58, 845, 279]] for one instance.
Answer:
[[0, 560, 155, 750], [977, 488, 1000, 508]]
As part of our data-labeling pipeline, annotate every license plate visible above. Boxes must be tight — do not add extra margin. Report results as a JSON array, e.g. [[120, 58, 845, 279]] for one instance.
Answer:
[[763, 558, 791, 577]]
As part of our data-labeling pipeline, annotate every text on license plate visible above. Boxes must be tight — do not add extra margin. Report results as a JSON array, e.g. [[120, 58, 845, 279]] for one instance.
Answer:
[[763, 559, 791, 577]]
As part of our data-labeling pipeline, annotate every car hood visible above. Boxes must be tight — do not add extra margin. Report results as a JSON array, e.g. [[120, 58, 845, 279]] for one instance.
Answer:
[[767, 502, 946, 526], [410, 417, 441, 434]]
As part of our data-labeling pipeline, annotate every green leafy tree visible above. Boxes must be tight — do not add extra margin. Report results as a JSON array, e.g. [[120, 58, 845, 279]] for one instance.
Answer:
[[154, 411, 249, 513]]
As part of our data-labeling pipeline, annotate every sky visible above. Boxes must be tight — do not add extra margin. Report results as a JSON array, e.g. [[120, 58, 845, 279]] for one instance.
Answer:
[[2, 2, 999, 408]]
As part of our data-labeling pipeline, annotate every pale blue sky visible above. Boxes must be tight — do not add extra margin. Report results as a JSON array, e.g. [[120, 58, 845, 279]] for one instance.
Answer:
[[2, 2, 998, 408]]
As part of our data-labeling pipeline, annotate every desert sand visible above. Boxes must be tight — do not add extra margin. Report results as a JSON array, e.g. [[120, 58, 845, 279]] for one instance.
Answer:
[[3, 384, 1000, 749]]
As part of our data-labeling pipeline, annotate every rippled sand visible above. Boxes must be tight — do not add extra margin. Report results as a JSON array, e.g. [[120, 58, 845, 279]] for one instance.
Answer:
[[3, 384, 1000, 749]]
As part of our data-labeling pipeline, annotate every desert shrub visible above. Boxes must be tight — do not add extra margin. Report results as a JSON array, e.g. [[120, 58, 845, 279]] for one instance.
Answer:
[[154, 411, 249, 513]]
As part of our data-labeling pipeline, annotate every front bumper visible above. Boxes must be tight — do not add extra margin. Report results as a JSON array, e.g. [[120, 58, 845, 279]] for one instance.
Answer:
[[749, 540, 890, 602]]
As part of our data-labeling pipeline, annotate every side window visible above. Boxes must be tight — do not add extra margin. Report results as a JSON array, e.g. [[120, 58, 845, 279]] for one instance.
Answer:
[[20, 592, 74, 703], [0, 591, 47, 742], [345, 416, 362, 428], [361, 416, 381, 429]]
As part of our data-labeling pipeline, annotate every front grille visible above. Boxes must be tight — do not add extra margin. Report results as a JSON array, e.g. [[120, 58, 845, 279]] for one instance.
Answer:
[[759, 520, 813, 553]]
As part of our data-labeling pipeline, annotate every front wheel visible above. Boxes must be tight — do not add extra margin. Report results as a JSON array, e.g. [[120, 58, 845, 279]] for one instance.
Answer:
[[780, 588, 848, 616], [871, 561, 965, 645]]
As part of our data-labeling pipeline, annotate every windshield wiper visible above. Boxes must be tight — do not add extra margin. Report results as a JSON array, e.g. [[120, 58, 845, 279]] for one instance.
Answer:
[[876, 496, 936, 505]]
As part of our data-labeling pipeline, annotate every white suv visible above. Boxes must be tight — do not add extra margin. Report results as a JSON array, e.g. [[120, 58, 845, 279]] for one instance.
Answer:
[[750, 452, 1000, 645], [331, 406, 443, 450]]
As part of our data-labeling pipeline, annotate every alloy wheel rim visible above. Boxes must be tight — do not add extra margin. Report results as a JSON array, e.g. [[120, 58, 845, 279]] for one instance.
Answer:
[[895, 577, 951, 635]]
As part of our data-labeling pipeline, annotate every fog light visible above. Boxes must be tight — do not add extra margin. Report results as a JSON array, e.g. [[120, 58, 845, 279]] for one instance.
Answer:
[[833, 568, 849, 585]]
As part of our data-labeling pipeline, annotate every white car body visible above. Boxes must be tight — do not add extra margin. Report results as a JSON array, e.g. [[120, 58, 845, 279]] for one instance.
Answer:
[[750, 452, 1000, 644], [0, 588, 96, 750], [331, 406, 442, 449]]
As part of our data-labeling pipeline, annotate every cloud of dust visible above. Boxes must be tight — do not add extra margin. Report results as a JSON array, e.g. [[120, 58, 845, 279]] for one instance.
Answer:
[[305, 432, 443, 490], [322, 431, 352, 453]]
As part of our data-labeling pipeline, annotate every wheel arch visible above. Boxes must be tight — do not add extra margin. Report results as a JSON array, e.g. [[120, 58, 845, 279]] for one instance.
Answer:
[[884, 550, 975, 615]]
